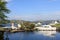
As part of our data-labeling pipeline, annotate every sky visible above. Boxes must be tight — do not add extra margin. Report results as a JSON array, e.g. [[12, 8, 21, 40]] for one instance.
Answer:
[[6, 0, 60, 21]]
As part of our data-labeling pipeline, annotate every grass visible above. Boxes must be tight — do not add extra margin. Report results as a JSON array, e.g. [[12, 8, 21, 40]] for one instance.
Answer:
[[51, 24, 60, 27], [51, 24, 60, 31], [0, 27, 5, 31]]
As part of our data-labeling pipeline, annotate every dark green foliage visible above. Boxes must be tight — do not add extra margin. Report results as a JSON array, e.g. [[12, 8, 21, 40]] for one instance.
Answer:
[[0, 0, 10, 24], [0, 32, 4, 40], [29, 24, 35, 29], [51, 24, 60, 27]]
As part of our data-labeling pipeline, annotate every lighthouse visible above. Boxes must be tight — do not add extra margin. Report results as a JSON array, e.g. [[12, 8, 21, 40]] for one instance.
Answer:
[[11, 23, 17, 29]]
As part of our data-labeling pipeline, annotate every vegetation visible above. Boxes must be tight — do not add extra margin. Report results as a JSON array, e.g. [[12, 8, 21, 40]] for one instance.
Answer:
[[0, 0, 10, 24], [20, 23, 25, 30], [9, 20, 36, 31], [19, 21, 35, 31], [0, 27, 5, 31], [51, 23, 60, 31], [0, 32, 4, 40], [51, 24, 60, 27]]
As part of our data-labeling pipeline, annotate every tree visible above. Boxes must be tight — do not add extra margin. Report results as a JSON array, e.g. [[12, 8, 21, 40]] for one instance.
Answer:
[[0, 0, 10, 24], [29, 24, 35, 29]]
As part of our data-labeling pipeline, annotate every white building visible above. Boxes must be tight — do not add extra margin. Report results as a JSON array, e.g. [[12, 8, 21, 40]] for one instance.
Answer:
[[35, 22, 42, 27], [54, 21, 58, 24], [49, 21, 59, 25], [18, 24, 21, 28], [11, 23, 17, 29], [42, 25, 52, 28]]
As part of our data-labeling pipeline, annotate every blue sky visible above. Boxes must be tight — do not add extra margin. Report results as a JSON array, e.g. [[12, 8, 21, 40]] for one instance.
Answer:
[[6, 0, 60, 21]]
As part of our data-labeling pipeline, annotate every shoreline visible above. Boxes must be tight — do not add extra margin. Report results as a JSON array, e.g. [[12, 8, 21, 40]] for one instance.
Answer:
[[0, 27, 60, 33]]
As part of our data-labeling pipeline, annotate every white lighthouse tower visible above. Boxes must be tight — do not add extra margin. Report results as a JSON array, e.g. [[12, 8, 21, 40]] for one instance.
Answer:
[[11, 23, 17, 29]]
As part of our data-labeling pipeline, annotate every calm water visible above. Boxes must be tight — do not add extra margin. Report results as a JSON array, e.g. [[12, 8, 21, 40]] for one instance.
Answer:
[[0, 31, 60, 40]]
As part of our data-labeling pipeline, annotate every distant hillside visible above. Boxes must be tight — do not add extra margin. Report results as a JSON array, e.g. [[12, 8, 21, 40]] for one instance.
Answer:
[[9, 20, 60, 25]]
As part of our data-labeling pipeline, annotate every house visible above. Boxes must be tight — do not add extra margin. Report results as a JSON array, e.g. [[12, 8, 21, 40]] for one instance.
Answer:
[[17, 24, 21, 29], [42, 25, 52, 28], [35, 22, 42, 27], [49, 21, 59, 25]]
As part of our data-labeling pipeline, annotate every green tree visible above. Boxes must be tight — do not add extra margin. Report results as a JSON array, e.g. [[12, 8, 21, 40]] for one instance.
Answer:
[[0, 0, 10, 24], [29, 24, 35, 29]]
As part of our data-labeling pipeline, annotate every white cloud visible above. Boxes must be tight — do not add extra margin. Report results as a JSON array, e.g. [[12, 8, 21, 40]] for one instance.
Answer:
[[2, 0, 11, 2], [8, 11, 60, 21], [35, 11, 60, 20]]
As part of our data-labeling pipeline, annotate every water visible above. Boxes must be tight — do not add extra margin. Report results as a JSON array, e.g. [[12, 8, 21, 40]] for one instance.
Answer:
[[0, 31, 60, 40]]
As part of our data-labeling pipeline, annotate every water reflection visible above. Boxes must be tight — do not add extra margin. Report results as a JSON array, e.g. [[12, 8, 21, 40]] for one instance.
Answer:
[[5, 32, 9, 40], [4, 31, 56, 40], [0, 31, 60, 40], [36, 31, 56, 37], [0, 32, 4, 40]]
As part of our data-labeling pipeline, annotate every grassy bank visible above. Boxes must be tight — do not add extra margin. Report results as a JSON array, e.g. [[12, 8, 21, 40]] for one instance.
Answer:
[[51, 24, 60, 31], [0, 27, 5, 31]]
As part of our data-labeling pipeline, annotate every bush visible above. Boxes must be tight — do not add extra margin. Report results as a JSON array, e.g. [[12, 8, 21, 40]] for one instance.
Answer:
[[51, 24, 60, 27]]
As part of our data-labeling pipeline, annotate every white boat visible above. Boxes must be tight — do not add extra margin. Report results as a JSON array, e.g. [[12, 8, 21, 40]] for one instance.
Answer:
[[35, 25, 56, 31]]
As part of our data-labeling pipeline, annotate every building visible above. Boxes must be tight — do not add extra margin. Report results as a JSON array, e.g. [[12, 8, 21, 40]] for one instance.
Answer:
[[11, 23, 18, 29], [18, 24, 21, 28], [35, 22, 42, 27], [49, 21, 59, 25], [42, 25, 52, 28]]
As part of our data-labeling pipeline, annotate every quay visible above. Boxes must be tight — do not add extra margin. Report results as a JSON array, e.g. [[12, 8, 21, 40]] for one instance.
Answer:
[[0, 26, 56, 33], [0, 23, 57, 32]]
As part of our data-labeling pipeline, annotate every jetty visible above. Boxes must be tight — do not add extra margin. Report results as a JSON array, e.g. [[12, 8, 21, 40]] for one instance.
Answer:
[[0, 23, 57, 32], [0, 26, 56, 32]]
